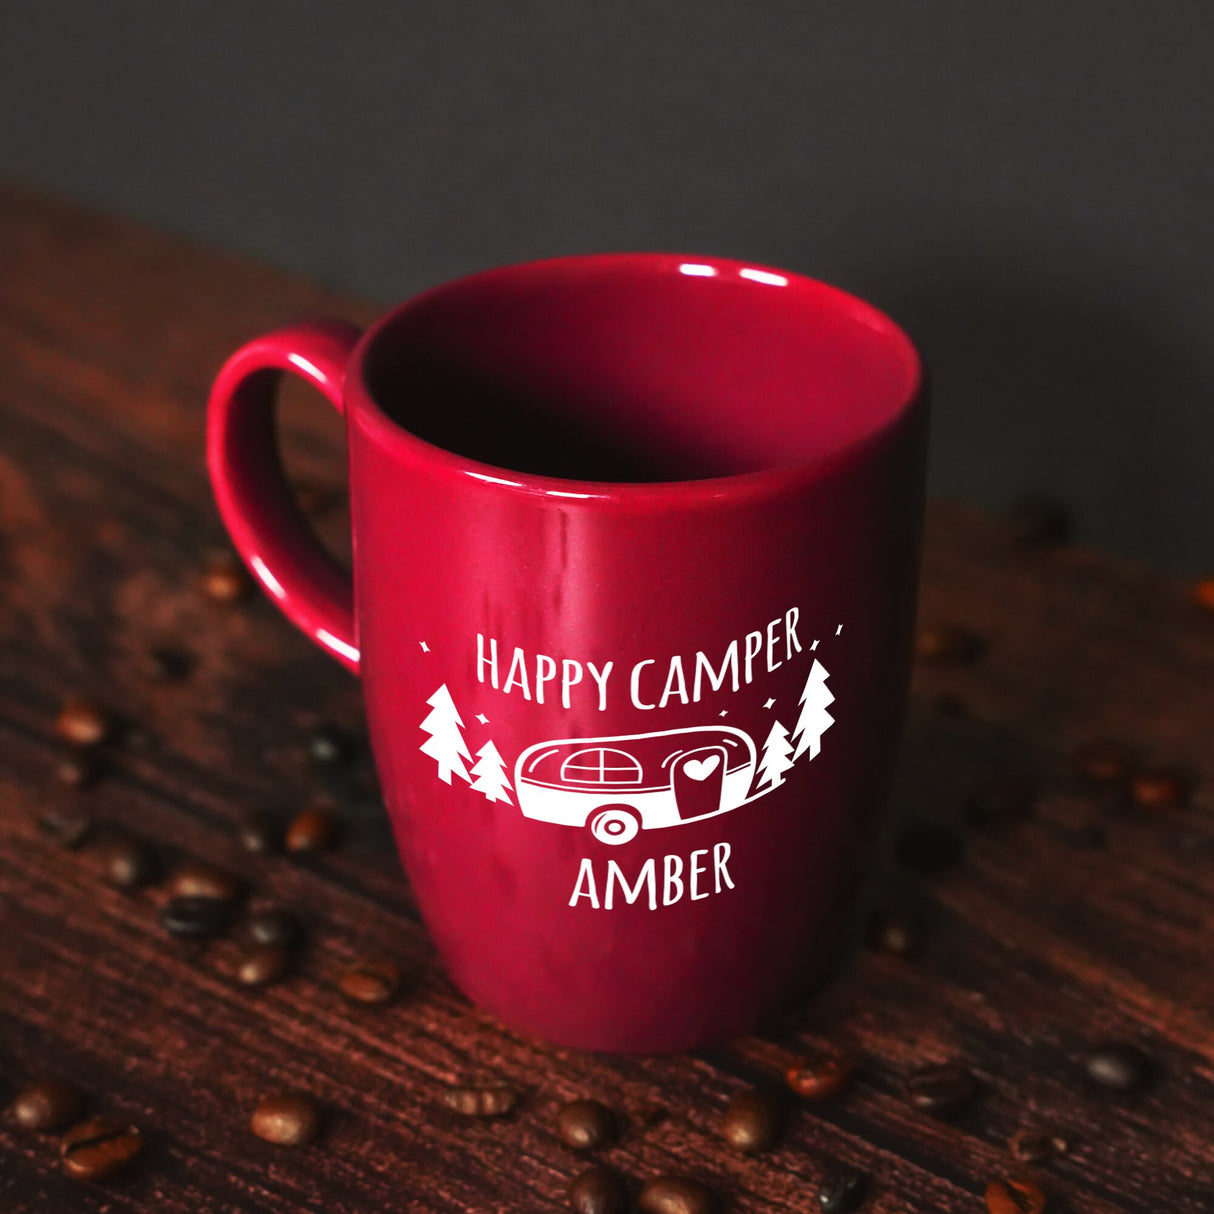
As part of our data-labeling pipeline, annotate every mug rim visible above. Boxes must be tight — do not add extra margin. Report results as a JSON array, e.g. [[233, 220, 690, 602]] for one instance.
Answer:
[[346, 252, 926, 504]]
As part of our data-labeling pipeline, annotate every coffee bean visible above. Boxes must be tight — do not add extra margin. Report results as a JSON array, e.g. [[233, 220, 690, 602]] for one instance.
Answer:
[[38, 805, 93, 849], [308, 725, 352, 766], [160, 895, 230, 939], [236, 810, 281, 855], [60, 1116, 142, 1180], [1005, 495, 1070, 546], [168, 862, 241, 903], [1009, 1127, 1068, 1165], [201, 550, 252, 604], [293, 477, 344, 517], [248, 907, 303, 950], [9, 1079, 86, 1131], [719, 1087, 780, 1153], [55, 698, 110, 747], [985, 1177, 1046, 1214], [54, 750, 100, 788], [568, 1164, 629, 1214], [1083, 1042, 1151, 1092], [966, 777, 1035, 827], [1193, 577, 1214, 612], [250, 1093, 322, 1145], [1128, 768, 1189, 810], [142, 645, 192, 683], [817, 1168, 867, 1213], [99, 836, 158, 891], [556, 1098, 618, 1150], [234, 943, 292, 987], [338, 957, 400, 1005], [639, 1176, 714, 1214], [905, 1062, 978, 1117], [442, 1085, 519, 1117], [786, 1051, 855, 1101], [865, 904, 923, 956], [1073, 739, 1132, 785], [915, 623, 984, 663], [894, 820, 963, 874], [285, 805, 339, 853]]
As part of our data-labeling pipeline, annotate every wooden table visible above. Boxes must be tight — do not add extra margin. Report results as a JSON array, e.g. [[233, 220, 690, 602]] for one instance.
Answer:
[[1, 182, 1212, 1213]]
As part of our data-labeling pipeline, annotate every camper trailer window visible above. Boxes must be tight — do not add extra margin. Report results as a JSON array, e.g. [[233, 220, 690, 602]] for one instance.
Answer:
[[559, 747, 643, 786]]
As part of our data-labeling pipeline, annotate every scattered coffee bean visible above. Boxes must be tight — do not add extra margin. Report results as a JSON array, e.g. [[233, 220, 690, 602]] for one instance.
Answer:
[[719, 1087, 780, 1153], [55, 698, 110, 747], [568, 1164, 629, 1214], [38, 804, 93, 849], [307, 724, 352, 766], [236, 810, 281, 854], [556, 1098, 618, 1150], [786, 1051, 855, 1100], [1083, 1042, 1151, 1092], [442, 1085, 518, 1117], [54, 750, 100, 788], [915, 623, 983, 663], [201, 550, 252, 604], [248, 907, 303, 950], [141, 645, 192, 683], [168, 862, 241, 904], [1193, 577, 1214, 613], [1128, 768, 1189, 810], [966, 777, 1035, 827], [1073, 740, 1132, 785], [234, 942, 292, 987], [639, 1176, 715, 1214], [894, 820, 963, 874], [818, 1168, 867, 1213], [865, 904, 923, 956], [99, 836, 158, 891], [905, 1062, 978, 1117], [285, 805, 339, 853], [985, 1177, 1046, 1214], [60, 1116, 143, 1180], [160, 895, 230, 939], [1005, 495, 1070, 546], [338, 957, 400, 1005], [1009, 1126, 1069, 1165], [250, 1092, 322, 1145], [9, 1079, 86, 1131]]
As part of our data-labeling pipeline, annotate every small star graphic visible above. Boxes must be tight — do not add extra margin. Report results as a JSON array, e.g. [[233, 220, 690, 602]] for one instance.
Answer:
[[763, 697, 776, 709], [810, 639, 819, 650], [475, 713, 489, 725], [836, 624, 843, 635], [419, 640, 430, 652], [718, 709, 729, 717]]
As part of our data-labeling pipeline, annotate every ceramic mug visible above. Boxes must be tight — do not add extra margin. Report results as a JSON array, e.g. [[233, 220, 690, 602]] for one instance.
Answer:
[[207, 254, 927, 1051]]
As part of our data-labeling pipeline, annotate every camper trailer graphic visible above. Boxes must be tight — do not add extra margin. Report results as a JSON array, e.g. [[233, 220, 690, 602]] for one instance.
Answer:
[[514, 726, 759, 845]]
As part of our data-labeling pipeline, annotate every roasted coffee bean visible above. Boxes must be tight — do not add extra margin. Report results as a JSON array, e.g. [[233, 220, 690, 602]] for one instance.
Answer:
[[894, 820, 963, 874], [915, 623, 983, 663], [248, 907, 303, 950], [338, 957, 400, 1004], [9, 1079, 86, 1131], [1005, 495, 1070, 546], [160, 895, 230, 939], [719, 1087, 780, 1153], [568, 1164, 629, 1214], [556, 1098, 618, 1150], [38, 805, 93, 849], [817, 1168, 867, 1213], [1128, 768, 1189, 810], [1009, 1127, 1069, 1164], [865, 904, 923, 956], [905, 1062, 978, 1117], [236, 810, 281, 854], [985, 1177, 1046, 1214], [1193, 577, 1214, 612], [443, 1085, 518, 1117], [1073, 739, 1132, 785], [54, 750, 99, 788], [56, 698, 110, 747], [234, 943, 292, 987], [168, 862, 241, 903], [786, 1051, 855, 1100], [201, 550, 252, 604], [250, 1092, 322, 1145], [142, 645, 192, 683], [61, 1116, 142, 1180], [99, 836, 158, 891], [639, 1176, 715, 1214], [285, 805, 339, 853], [966, 777, 1035, 827], [1083, 1043, 1151, 1092], [307, 725, 352, 766]]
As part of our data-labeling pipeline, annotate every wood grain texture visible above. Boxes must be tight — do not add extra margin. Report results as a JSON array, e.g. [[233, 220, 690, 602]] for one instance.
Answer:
[[1, 181, 1213, 1213]]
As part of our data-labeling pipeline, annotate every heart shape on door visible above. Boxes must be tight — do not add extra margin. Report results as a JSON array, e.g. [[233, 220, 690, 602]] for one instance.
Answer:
[[682, 755, 721, 782]]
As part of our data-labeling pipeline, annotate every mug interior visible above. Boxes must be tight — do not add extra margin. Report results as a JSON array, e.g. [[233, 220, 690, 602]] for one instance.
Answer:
[[361, 255, 922, 485]]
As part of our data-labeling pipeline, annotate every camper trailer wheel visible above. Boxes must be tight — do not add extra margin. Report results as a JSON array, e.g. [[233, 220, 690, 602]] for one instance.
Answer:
[[589, 806, 641, 846]]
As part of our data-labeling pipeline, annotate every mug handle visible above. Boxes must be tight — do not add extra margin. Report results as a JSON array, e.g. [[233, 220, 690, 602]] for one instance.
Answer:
[[206, 320, 363, 675]]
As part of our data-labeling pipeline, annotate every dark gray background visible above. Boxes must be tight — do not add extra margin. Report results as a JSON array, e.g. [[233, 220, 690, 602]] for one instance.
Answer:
[[3, 3, 1211, 571]]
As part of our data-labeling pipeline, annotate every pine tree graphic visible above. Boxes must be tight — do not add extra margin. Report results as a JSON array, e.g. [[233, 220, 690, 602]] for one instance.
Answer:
[[419, 683, 472, 785], [791, 659, 835, 761], [469, 740, 513, 805], [757, 719, 796, 790]]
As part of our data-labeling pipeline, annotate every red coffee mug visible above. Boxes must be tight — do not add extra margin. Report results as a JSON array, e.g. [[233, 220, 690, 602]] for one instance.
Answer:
[[207, 254, 927, 1052]]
